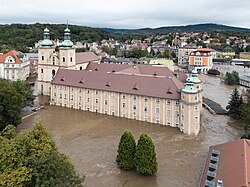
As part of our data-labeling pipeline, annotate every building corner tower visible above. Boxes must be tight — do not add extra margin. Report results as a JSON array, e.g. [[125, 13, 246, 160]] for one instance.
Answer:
[[180, 77, 201, 135]]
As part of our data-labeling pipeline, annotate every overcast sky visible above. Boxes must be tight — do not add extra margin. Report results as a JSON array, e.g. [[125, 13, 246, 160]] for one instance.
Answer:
[[0, 0, 250, 29]]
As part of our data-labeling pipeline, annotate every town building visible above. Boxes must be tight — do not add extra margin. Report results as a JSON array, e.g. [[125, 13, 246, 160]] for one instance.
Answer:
[[240, 52, 250, 60], [149, 58, 175, 71], [178, 45, 197, 66], [0, 50, 30, 81], [189, 48, 215, 73], [239, 75, 250, 88], [200, 139, 250, 187], [38, 27, 203, 135]]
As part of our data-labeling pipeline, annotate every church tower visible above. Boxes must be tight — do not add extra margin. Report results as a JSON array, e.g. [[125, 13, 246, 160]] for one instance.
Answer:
[[180, 77, 201, 135], [191, 69, 203, 110], [59, 26, 76, 69], [38, 27, 56, 95]]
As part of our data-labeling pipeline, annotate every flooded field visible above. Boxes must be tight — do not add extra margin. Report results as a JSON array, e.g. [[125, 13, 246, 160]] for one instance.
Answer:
[[18, 72, 244, 187]]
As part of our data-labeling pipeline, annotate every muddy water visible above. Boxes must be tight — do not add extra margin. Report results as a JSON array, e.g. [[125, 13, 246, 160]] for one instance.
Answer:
[[18, 74, 243, 187]]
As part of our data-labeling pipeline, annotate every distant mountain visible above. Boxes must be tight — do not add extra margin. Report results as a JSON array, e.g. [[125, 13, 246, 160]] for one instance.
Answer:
[[104, 23, 250, 34]]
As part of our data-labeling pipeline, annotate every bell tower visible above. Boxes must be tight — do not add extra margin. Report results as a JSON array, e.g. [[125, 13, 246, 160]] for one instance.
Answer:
[[180, 77, 201, 135], [59, 25, 76, 69], [38, 27, 56, 95]]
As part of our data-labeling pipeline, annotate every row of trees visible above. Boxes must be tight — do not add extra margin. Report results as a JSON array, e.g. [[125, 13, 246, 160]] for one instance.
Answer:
[[116, 131, 157, 175], [0, 124, 84, 186], [0, 79, 35, 130], [226, 88, 250, 138]]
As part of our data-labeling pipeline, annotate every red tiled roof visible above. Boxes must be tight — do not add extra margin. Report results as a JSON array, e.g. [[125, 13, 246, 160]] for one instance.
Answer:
[[52, 68, 184, 99], [86, 63, 175, 78], [76, 52, 100, 64], [200, 139, 250, 187], [0, 50, 23, 64]]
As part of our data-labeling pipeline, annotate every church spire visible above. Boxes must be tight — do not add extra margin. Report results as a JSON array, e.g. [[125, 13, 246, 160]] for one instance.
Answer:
[[40, 27, 53, 47], [61, 22, 74, 48]]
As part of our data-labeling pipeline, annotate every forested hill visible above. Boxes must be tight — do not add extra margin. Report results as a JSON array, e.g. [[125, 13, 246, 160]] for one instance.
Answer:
[[105, 23, 250, 34], [0, 23, 111, 52]]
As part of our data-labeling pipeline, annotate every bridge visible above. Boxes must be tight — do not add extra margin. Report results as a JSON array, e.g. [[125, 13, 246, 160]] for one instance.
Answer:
[[202, 98, 227, 115]]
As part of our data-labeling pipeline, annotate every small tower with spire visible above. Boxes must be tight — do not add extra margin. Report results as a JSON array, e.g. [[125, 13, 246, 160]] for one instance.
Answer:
[[38, 27, 56, 95], [191, 69, 203, 110], [59, 23, 76, 68], [180, 77, 201, 135]]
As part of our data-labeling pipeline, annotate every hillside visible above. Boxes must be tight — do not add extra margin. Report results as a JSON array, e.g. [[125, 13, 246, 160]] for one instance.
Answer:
[[0, 23, 111, 52], [105, 23, 250, 34]]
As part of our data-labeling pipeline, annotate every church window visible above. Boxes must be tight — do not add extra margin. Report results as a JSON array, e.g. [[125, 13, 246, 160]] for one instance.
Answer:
[[70, 57, 73, 62], [63, 57, 65, 62], [52, 70, 55, 77], [42, 56, 44, 61], [41, 69, 43, 73]]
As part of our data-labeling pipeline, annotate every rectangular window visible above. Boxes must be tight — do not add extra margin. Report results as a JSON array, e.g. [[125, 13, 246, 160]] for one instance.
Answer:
[[96, 90, 98, 95], [133, 105, 136, 110], [195, 116, 198, 124], [64, 94, 66, 99], [156, 98, 160, 104], [87, 98, 90, 102], [79, 96, 82, 101], [176, 100, 180, 106], [176, 111, 179, 117], [111, 101, 115, 107], [166, 110, 170, 116], [144, 97, 148, 102], [122, 103, 125, 108], [60, 85, 62, 90], [111, 92, 115, 96], [71, 95, 73, 101], [195, 105, 198, 111], [54, 93, 56, 97], [105, 100, 108, 105], [133, 95, 136, 100], [59, 93, 62, 99], [95, 99, 98, 104], [87, 89, 90, 94], [79, 88, 82, 93], [144, 107, 148, 113], [105, 110, 108, 114], [156, 108, 160, 114], [122, 94, 126, 99], [166, 100, 171, 105]]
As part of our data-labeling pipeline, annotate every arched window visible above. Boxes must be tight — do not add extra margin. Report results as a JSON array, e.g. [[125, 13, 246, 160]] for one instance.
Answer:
[[70, 57, 73, 62], [63, 57, 65, 62], [41, 69, 43, 73], [52, 69, 55, 77], [42, 56, 44, 61], [80, 67, 82, 70]]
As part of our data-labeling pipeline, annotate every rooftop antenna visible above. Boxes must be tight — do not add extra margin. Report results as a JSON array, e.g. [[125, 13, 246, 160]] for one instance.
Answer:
[[66, 19, 69, 29]]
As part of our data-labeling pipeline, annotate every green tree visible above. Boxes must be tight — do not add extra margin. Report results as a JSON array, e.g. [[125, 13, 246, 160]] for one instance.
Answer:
[[0, 79, 22, 130], [0, 79, 35, 130], [226, 88, 243, 119], [116, 131, 136, 170], [134, 134, 157, 175], [241, 90, 250, 139], [224, 71, 239, 85], [0, 123, 84, 187], [12, 80, 35, 108]]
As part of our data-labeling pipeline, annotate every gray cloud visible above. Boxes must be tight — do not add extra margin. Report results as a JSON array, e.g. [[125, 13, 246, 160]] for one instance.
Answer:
[[0, 0, 249, 29]]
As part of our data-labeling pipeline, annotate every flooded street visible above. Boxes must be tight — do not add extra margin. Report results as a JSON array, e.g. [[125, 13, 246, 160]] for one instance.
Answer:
[[18, 70, 244, 187]]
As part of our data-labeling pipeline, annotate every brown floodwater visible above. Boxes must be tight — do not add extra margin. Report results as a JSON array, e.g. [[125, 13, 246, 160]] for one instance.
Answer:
[[18, 73, 244, 187]]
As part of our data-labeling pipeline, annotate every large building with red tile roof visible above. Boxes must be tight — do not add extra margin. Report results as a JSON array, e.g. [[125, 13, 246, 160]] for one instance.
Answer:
[[200, 139, 250, 187], [38, 27, 203, 135], [0, 50, 30, 81]]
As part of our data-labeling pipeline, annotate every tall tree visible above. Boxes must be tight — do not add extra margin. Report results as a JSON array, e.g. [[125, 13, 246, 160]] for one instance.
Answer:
[[242, 90, 250, 139], [134, 134, 158, 175], [226, 88, 243, 119], [0, 123, 84, 187], [0, 79, 35, 130], [116, 131, 136, 170]]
